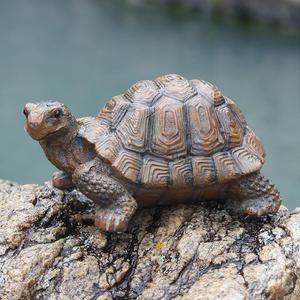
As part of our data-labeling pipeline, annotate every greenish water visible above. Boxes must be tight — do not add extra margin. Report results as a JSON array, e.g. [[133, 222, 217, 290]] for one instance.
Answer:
[[0, 0, 299, 209]]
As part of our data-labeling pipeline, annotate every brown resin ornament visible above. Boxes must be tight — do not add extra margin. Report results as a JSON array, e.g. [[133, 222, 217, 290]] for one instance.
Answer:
[[24, 74, 281, 232]]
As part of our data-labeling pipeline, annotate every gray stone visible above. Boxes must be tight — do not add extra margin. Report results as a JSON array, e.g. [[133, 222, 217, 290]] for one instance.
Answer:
[[0, 180, 300, 299]]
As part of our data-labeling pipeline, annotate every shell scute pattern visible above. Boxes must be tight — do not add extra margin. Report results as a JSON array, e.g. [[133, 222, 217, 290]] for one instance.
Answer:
[[225, 97, 247, 128], [151, 96, 187, 159], [215, 105, 244, 148], [141, 157, 169, 188], [116, 104, 149, 153], [95, 133, 121, 164], [156, 74, 197, 101], [231, 146, 262, 175], [90, 74, 264, 187], [213, 152, 240, 183], [112, 150, 142, 183], [77, 117, 110, 144], [97, 95, 130, 128], [125, 80, 161, 105], [191, 79, 225, 106], [192, 156, 216, 186], [171, 159, 193, 187], [244, 130, 266, 162], [186, 95, 224, 156]]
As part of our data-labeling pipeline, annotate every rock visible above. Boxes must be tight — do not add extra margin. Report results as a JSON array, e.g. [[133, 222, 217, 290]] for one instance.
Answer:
[[127, 0, 300, 30], [0, 179, 300, 299]]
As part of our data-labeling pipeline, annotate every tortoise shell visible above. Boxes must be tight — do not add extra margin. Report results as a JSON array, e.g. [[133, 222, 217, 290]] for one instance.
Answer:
[[79, 74, 265, 188]]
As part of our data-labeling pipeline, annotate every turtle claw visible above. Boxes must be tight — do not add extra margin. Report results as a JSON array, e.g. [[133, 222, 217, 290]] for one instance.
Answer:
[[95, 210, 128, 233], [52, 171, 74, 190]]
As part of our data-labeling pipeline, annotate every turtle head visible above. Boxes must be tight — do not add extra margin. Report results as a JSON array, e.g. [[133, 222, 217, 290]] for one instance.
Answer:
[[24, 101, 75, 141]]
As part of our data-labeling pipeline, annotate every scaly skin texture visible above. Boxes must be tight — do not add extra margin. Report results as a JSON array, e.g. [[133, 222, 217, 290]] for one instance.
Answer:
[[226, 172, 281, 217], [72, 159, 137, 232]]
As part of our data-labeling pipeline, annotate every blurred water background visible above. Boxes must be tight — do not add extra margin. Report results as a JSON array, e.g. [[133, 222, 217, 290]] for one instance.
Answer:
[[0, 0, 299, 209]]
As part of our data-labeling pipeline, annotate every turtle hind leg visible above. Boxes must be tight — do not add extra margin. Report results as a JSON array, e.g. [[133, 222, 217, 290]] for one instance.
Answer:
[[225, 172, 281, 217]]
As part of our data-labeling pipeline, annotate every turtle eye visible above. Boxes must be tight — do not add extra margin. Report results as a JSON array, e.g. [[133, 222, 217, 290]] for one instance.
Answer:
[[23, 108, 29, 118], [53, 109, 63, 119]]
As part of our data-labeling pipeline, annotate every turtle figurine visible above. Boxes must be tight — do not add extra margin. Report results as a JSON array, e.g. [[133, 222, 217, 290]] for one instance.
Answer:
[[24, 74, 281, 232]]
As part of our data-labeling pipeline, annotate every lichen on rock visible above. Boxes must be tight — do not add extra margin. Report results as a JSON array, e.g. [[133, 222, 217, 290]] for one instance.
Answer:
[[0, 180, 300, 299]]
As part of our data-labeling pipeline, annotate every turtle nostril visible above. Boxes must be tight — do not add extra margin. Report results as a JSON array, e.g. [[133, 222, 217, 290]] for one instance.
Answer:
[[28, 122, 39, 128]]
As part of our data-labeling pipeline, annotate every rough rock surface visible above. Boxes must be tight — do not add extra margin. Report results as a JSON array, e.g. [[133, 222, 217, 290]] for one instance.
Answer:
[[0, 179, 300, 299]]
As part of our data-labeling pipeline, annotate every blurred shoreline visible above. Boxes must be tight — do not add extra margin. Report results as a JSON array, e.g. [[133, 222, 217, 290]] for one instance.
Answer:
[[125, 0, 300, 32]]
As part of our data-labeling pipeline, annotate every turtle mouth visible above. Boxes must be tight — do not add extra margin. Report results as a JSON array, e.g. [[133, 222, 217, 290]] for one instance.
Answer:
[[41, 126, 67, 140], [25, 123, 66, 141], [25, 123, 47, 141]]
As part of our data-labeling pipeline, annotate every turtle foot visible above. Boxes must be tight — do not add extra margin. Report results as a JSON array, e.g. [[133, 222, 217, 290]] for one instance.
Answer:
[[94, 209, 129, 233], [226, 195, 281, 217], [52, 171, 74, 190], [226, 172, 281, 217]]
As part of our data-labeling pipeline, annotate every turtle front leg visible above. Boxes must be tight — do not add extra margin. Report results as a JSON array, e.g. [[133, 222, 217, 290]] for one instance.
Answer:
[[52, 171, 74, 190], [225, 172, 281, 217], [72, 160, 138, 233]]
